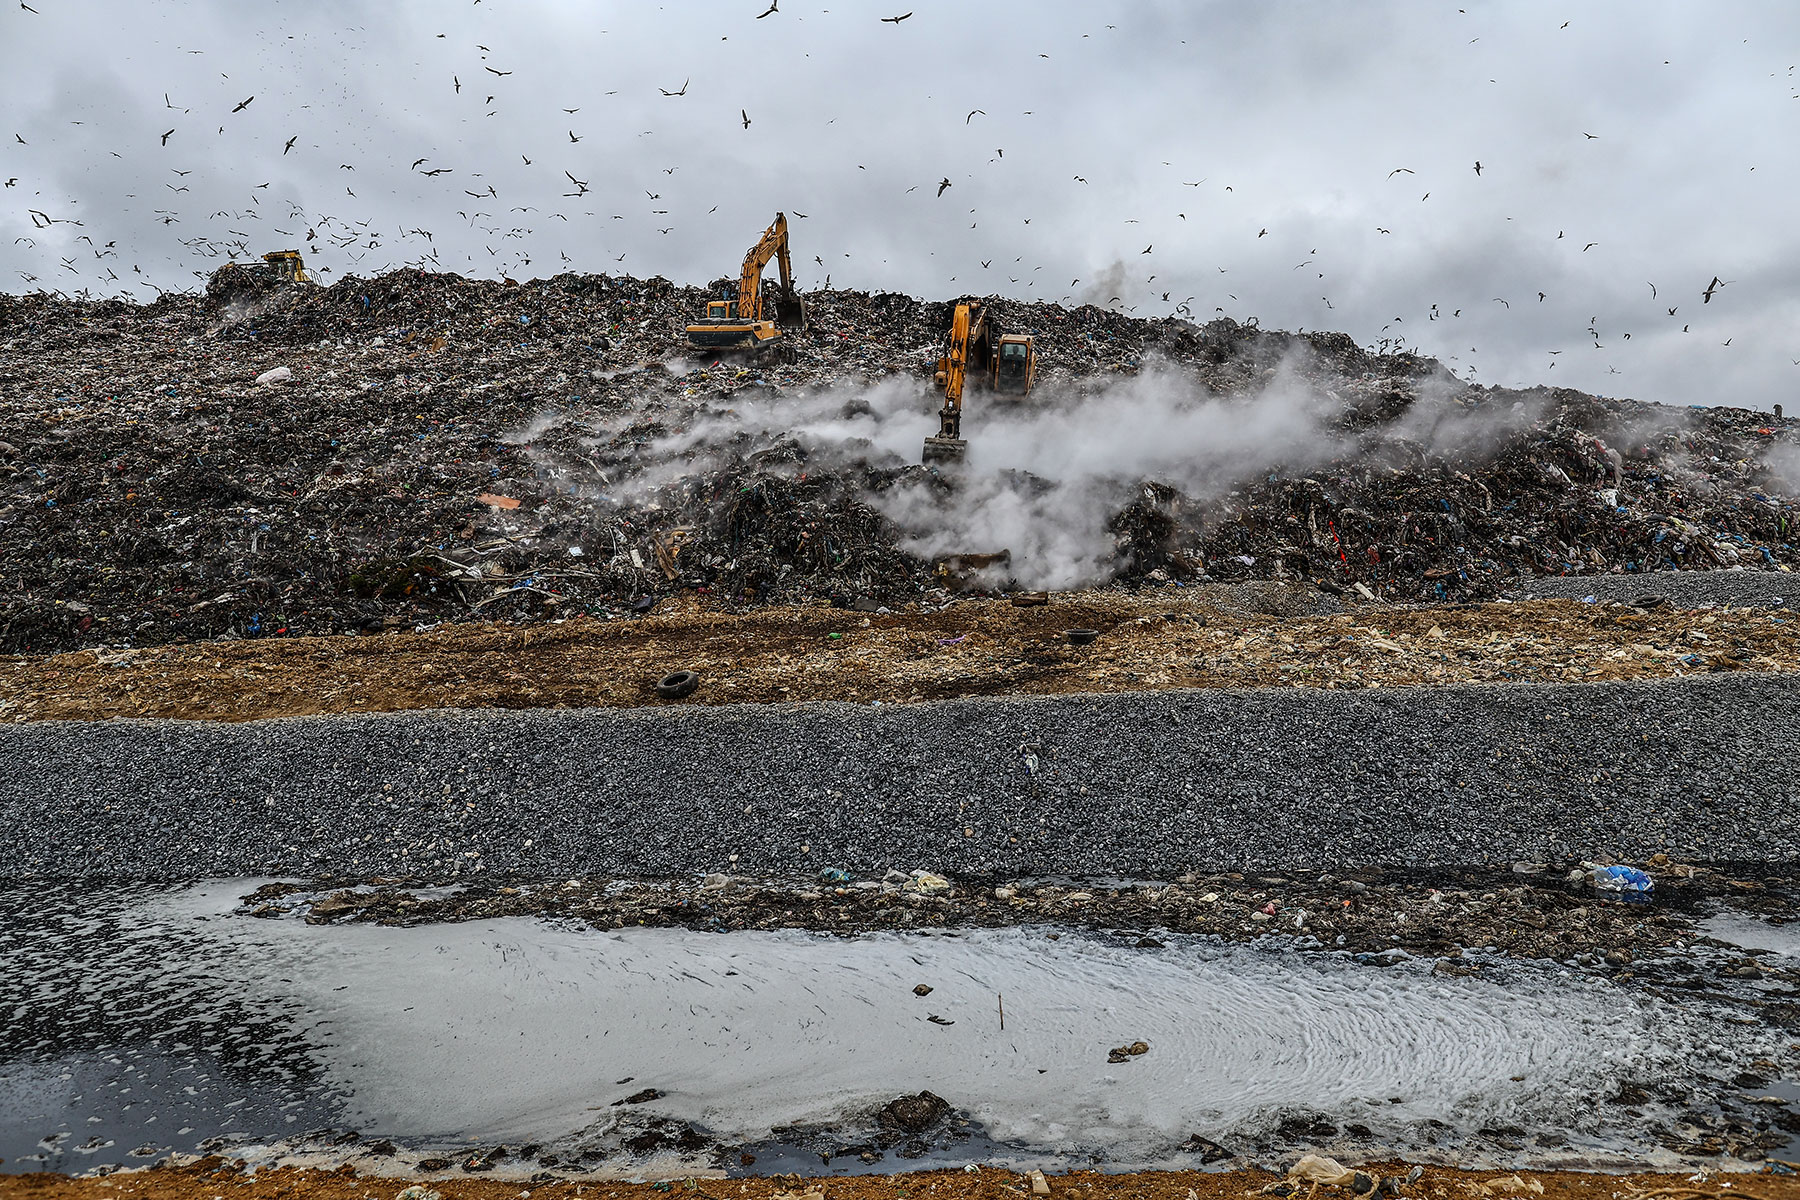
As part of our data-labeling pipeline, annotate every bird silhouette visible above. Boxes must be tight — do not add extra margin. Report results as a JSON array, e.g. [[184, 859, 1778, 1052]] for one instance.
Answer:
[[966, 109, 984, 124], [757, 0, 778, 16], [881, 11, 913, 22], [660, 77, 690, 97], [160, 129, 174, 145], [232, 96, 254, 113], [1387, 167, 1414, 177], [1703, 276, 1726, 302], [484, 66, 511, 76], [1473, 161, 1482, 175], [568, 130, 581, 142], [937, 177, 951, 196], [741, 109, 752, 128]]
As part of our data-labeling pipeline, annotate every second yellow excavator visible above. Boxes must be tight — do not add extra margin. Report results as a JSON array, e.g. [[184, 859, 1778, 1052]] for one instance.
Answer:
[[922, 302, 1037, 463], [685, 212, 807, 355]]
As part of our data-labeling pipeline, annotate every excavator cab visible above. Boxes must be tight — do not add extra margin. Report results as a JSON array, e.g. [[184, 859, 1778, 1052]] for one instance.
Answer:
[[993, 335, 1035, 394]]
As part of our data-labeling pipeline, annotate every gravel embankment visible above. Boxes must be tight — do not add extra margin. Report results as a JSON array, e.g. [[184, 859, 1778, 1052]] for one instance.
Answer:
[[4, 675, 1797, 880], [1511, 570, 1799, 608]]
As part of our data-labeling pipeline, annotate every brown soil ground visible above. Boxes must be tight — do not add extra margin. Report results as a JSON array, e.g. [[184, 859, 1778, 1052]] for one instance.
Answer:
[[4, 1163, 1797, 1200], [4, 592, 1796, 725]]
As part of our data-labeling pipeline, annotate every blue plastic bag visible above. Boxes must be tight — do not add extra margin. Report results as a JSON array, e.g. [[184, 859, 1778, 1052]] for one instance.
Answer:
[[1593, 865, 1653, 893]]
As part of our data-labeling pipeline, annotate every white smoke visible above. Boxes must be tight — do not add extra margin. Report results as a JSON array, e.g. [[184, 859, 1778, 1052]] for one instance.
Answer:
[[527, 350, 1551, 591]]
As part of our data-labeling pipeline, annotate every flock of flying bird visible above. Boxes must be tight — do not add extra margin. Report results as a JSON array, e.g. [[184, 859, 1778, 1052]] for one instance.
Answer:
[[5, 1, 1795, 390]]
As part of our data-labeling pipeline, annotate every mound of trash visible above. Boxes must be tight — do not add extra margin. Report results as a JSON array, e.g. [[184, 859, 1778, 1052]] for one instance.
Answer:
[[1, 267, 1797, 653]]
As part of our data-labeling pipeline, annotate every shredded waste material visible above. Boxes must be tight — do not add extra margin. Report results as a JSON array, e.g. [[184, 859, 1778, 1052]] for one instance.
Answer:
[[5, 268, 1800, 657], [239, 860, 1793, 967]]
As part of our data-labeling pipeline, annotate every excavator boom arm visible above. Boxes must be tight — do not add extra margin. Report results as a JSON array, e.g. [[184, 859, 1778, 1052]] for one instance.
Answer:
[[737, 212, 789, 321]]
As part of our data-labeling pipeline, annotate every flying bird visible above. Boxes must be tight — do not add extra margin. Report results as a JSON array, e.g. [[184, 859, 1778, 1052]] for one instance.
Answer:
[[881, 12, 912, 22], [757, 0, 778, 16], [569, 129, 582, 142], [411, 157, 427, 169], [660, 77, 690, 97], [160, 128, 175, 145], [285, 135, 298, 154], [1257, 228, 1268, 237], [937, 177, 951, 196], [1583, 242, 1597, 251], [1141, 244, 1152, 254], [1583, 131, 1598, 139], [453, 76, 461, 93], [484, 66, 511, 76], [741, 109, 751, 128], [1387, 167, 1414, 177], [966, 109, 984, 124], [1473, 161, 1482, 175], [1703, 275, 1725, 302], [232, 96, 254, 112]]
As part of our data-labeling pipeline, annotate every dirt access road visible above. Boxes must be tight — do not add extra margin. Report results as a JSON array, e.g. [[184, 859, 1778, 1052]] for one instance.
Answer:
[[2, 1164, 1794, 1200], [4, 587, 1798, 724]]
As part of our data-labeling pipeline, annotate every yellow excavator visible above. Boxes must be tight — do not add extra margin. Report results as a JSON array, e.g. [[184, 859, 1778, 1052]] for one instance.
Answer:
[[921, 302, 1037, 462], [686, 212, 807, 354]]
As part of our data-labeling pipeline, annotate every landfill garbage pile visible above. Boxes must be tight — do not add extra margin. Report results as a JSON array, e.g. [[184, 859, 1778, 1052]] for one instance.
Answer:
[[4, 268, 1800, 654]]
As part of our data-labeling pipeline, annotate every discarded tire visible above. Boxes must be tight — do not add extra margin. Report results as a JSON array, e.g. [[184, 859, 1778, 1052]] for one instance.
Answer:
[[1065, 629, 1099, 646], [656, 670, 700, 699]]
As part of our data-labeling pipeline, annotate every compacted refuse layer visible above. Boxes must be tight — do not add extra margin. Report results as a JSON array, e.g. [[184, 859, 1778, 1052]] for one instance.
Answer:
[[3, 672, 1797, 881]]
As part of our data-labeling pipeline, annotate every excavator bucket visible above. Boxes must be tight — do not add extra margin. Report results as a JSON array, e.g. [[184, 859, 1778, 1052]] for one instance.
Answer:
[[922, 435, 967, 463], [769, 287, 807, 331]]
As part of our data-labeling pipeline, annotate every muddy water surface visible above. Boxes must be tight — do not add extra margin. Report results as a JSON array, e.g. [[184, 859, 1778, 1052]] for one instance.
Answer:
[[1, 882, 1792, 1175]]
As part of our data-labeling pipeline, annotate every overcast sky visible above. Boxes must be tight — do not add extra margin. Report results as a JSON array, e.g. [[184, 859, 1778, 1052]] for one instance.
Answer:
[[4, 0, 1798, 409]]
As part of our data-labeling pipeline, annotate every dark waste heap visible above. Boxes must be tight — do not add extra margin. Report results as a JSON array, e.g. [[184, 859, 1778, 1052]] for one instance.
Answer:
[[2, 267, 1796, 653]]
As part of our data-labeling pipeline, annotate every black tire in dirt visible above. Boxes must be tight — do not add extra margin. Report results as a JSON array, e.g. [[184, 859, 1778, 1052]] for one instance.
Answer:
[[656, 670, 700, 699]]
